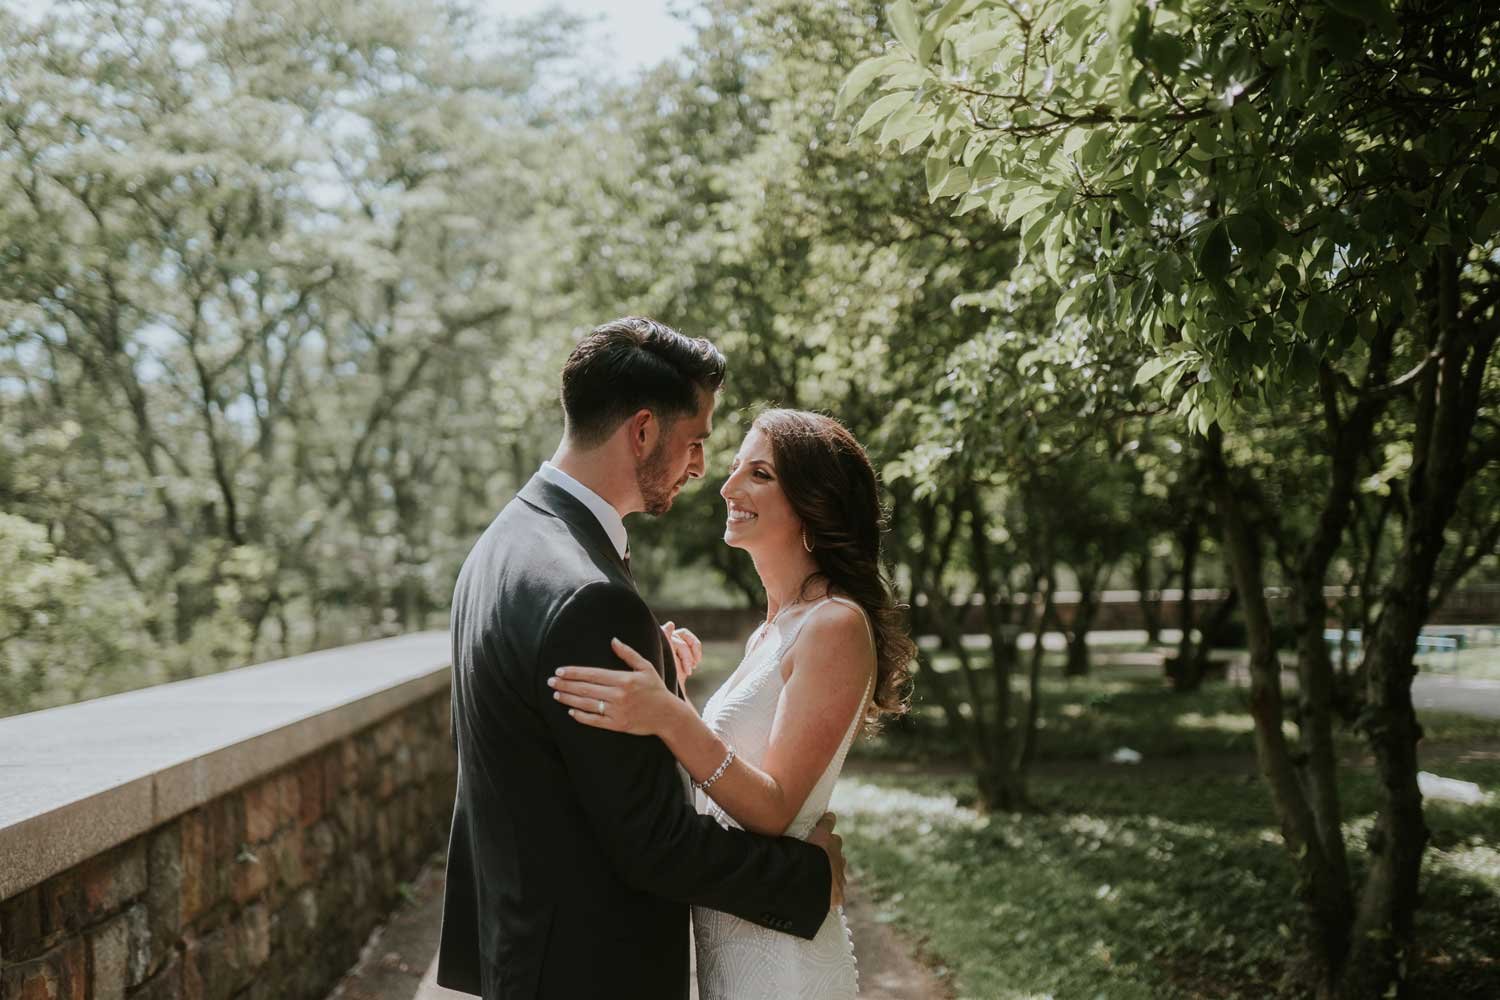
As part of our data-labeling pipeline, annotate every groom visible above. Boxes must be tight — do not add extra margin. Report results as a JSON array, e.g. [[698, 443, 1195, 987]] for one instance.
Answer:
[[436, 317, 843, 999]]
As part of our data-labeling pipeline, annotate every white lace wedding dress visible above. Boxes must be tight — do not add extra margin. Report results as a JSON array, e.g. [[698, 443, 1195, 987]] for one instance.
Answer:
[[692, 596, 872, 1000]]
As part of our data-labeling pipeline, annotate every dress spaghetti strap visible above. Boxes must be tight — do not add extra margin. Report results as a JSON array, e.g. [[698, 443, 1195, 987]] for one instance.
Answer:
[[821, 595, 875, 650]]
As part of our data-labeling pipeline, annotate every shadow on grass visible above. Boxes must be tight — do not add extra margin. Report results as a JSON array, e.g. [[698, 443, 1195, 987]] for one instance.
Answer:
[[837, 716, 1500, 999], [855, 667, 1268, 767]]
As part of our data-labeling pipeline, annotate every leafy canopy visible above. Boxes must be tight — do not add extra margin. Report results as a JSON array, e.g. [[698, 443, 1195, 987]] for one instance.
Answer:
[[846, 0, 1500, 431]]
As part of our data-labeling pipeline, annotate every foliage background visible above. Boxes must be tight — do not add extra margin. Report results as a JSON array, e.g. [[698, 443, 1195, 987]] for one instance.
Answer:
[[3, 1, 1498, 995]]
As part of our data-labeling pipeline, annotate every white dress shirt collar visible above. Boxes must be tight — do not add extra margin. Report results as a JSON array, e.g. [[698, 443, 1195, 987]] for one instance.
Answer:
[[538, 461, 629, 562]]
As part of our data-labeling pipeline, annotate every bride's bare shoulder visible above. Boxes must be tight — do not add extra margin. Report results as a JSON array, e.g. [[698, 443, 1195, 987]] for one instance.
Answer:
[[780, 596, 874, 684]]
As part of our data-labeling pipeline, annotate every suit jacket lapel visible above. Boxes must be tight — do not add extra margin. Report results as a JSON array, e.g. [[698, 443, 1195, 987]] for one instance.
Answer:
[[515, 474, 675, 692], [517, 474, 631, 579]]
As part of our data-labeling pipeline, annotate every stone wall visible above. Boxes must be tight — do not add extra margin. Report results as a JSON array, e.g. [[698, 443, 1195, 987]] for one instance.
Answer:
[[0, 691, 455, 1000]]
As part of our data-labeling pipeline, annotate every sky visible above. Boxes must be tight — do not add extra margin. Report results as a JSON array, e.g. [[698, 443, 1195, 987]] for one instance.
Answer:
[[489, 0, 699, 77]]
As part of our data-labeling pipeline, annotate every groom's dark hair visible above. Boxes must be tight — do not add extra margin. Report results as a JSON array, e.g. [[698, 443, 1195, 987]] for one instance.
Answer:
[[560, 316, 726, 447]]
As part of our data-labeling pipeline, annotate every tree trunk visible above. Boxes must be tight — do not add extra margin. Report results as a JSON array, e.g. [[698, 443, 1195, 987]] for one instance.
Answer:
[[963, 482, 1031, 811], [1188, 588, 1238, 683], [1338, 561, 1431, 1000], [977, 764, 1028, 812], [1169, 516, 1203, 691], [1019, 577, 1054, 769], [1063, 565, 1100, 677], [1206, 426, 1354, 992], [1133, 555, 1162, 644], [1339, 258, 1493, 998]]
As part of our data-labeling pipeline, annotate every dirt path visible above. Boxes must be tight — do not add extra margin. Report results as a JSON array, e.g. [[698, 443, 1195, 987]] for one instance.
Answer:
[[844, 877, 954, 999], [324, 857, 951, 1000]]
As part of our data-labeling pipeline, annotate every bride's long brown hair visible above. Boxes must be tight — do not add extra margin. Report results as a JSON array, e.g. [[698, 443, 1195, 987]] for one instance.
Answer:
[[754, 408, 915, 725]]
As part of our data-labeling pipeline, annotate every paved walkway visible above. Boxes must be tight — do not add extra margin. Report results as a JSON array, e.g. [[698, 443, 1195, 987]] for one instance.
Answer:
[[1228, 665, 1500, 720], [1408, 674, 1500, 719], [326, 855, 950, 1000]]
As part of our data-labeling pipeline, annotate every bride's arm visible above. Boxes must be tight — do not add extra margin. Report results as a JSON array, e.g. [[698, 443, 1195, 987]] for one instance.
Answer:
[[680, 607, 873, 835], [551, 605, 874, 837]]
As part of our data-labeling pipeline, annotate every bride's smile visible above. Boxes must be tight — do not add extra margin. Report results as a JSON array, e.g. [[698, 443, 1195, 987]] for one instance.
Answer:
[[720, 427, 796, 551]]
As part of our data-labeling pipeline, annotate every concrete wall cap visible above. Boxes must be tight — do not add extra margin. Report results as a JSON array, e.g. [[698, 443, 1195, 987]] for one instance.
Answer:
[[0, 631, 450, 900]]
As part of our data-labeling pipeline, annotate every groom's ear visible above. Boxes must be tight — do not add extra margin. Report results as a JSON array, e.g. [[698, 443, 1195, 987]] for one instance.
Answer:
[[626, 407, 658, 457]]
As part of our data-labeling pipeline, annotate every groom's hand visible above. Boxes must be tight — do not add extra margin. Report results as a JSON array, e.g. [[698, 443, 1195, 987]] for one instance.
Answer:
[[806, 812, 846, 910]]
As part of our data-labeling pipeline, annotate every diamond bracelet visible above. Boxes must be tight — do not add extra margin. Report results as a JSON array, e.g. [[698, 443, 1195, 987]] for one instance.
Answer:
[[694, 745, 736, 792]]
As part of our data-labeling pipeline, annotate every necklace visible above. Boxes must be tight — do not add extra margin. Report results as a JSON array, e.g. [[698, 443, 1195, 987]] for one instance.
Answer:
[[746, 596, 804, 660], [756, 587, 830, 639]]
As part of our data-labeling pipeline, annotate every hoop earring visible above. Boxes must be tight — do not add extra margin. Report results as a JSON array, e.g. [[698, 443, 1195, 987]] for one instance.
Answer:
[[802, 529, 814, 553]]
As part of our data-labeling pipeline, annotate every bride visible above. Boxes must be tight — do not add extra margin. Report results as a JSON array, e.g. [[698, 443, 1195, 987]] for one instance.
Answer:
[[547, 407, 915, 999]]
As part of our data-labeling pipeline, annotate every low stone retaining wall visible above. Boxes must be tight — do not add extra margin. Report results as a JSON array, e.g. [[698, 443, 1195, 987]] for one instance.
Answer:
[[0, 632, 455, 1000]]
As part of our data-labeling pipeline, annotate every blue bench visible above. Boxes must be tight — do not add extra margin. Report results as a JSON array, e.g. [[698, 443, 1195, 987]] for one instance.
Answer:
[[1323, 628, 1461, 663]]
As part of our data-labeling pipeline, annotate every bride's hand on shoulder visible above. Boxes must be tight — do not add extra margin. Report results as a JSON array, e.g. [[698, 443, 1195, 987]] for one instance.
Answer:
[[662, 621, 703, 688], [550, 638, 688, 736]]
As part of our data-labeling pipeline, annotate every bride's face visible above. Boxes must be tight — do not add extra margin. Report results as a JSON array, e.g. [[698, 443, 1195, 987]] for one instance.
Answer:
[[719, 426, 799, 553]]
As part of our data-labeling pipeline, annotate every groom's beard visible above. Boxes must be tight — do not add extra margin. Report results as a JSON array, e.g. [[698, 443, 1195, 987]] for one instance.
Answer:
[[637, 440, 684, 516]]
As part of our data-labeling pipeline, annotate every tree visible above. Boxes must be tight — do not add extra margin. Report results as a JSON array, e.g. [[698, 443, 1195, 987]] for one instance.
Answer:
[[0, 512, 146, 715], [848, 0, 1500, 994], [0, 0, 574, 681], [887, 264, 1147, 806]]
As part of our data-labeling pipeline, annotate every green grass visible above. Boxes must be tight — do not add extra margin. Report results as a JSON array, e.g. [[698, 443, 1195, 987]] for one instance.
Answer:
[[825, 658, 1500, 1000], [855, 653, 1500, 766], [833, 754, 1500, 1000], [692, 640, 1500, 996], [859, 662, 1261, 765]]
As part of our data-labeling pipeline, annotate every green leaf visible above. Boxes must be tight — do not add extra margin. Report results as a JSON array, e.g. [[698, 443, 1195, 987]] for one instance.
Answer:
[[1005, 188, 1057, 227], [1062, 128, 1089, 160], [836, 52, 902, 117], [1226, 213, 1265, 263], [1055, 281, 1088, 323], [925, 153, 948, 194], [971, 154, 1000, 184], [877, 103, 920, 145], [896, 116, 935, 153], [1134, 353, 1175, 387], [930, 0, 974, 37], [1117, 192, 1150, 227], [1326, 0, 1394, 32], [1146, 33, 1185, 76], [1080, 129, 1111, 168], [1155, 252, 1183, 294], [854, 90, 913, 137], [929, 164, 971, 201], [1130, 8, 1152, 60], [1302, 293, 1345, 342], [954, 191, 988, 216], [1198, 220, 1232, 283], [919, 28, 940, 67], [1042, 216, 1065, 278], [888, 1, 922, 61], [1476, 198, 1500, 242], [961, 133, 990, 168], [1020, 210, 1051, 256]]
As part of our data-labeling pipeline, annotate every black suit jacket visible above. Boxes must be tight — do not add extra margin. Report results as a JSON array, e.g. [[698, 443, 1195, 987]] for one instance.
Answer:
[[436, 474, 832, 999]]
